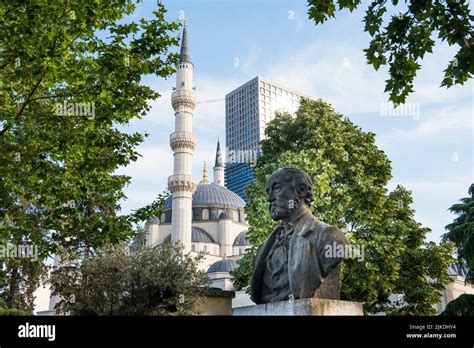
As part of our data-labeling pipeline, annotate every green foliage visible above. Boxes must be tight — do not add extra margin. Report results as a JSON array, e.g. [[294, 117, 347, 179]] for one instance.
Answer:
[[50, 242, 210, 315], [0, 0, 179, 311], [441, 294, 474, 316], [443, 184, 474, 283], [232, 98, 455, 315], [307, 0, 474, 104], [0, 257, 48, 313], [0, 297, 32, 316]]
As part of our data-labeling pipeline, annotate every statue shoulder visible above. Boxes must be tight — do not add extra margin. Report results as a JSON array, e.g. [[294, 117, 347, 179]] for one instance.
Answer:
[[320, 224, 349, 246], [299, 215, 348, 246], [297, 214, 327, 239]]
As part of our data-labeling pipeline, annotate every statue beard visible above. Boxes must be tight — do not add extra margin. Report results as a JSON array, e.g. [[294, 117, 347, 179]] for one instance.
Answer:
[[269, 198, 301, 221]]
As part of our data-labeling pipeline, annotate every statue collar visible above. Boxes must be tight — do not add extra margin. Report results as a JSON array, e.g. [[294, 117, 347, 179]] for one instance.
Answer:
[[280, 210, 310, 231]]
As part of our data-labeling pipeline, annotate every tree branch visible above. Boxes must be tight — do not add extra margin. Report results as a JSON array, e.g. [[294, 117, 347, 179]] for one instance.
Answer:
[[16, 76, 43, 118]]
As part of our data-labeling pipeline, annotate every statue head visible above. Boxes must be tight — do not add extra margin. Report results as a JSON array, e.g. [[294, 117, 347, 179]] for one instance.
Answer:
[[266, 167, 313, 223]]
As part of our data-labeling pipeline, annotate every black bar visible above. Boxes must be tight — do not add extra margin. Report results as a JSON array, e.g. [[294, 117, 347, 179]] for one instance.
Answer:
[[0, 316, 473, 346]]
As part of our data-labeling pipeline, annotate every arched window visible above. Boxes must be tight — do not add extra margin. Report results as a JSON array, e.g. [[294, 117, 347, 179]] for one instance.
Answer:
[[191, 244, 195, 252], [202, 209, 209, 220], [203, 245, 208, 253], [239, 248, 243, 255]]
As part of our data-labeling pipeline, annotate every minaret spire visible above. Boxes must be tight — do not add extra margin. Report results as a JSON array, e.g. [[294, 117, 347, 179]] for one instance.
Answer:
[[179, 19, 191, 64], [200, 161, 209, 184], [213, 138, 224, 186], [168, 21, 197, 253]]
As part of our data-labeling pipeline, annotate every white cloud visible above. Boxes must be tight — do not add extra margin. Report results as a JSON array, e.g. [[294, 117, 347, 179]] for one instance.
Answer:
[[263, 41, 387, 115], [386, 173, 472, 241], [242, 44, 262, 76], [259, 36, 472, 119], [415, 195, 466, 242], [390, 176, 471, 196], [116, 146, 172, 185], [377, 104, 473, 148]]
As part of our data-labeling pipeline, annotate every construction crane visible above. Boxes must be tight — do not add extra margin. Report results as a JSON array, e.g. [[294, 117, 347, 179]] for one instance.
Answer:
[[197, 98, 225, 104], [171, 86, 224, 104]]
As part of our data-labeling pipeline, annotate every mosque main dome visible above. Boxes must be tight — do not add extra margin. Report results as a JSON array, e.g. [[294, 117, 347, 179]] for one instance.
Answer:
[[163, 183, 245, 210], [159, 182, 246, 224]]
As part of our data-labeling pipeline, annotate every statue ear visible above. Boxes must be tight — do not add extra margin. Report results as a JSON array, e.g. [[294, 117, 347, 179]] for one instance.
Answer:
[[296, 182, 307, 192], [296, 182, 307, 197], [297, 183, 312, 204]]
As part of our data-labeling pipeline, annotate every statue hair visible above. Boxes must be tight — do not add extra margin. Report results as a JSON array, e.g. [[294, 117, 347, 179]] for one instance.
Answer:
[[277, 167, 313, 206]]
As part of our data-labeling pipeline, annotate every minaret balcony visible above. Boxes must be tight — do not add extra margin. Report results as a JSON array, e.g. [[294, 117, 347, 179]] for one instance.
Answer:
[[170, 131, 197, 151], [171, 89, 196, 110], [168, 174, 196, 193]]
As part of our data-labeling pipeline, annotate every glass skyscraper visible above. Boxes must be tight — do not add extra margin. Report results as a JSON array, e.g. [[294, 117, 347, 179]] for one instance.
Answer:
[[225, 76, 310, 201]]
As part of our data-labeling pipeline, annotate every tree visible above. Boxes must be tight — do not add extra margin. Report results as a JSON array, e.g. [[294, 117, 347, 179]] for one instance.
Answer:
[[441, 294, 474, 316], [441, 184, 474, 315], [307, 0, 473, 104], [232, 98, 454, 315], [0, 0, 179, 312], [443, 184, 474, 282], [50, 242, 210, 315], [0, 298, 31, 316]]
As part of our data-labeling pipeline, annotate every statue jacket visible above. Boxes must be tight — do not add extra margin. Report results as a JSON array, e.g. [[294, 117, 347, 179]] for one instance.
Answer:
[[250, 211, 349, 304]]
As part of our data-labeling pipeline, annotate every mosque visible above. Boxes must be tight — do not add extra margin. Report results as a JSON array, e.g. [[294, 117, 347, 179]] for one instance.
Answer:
[[144, 21, 251, 293]]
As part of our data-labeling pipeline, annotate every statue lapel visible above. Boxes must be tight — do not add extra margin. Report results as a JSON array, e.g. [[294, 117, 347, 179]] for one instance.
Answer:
[[288, 213, 315, 298], [251, 225, 280, 302]]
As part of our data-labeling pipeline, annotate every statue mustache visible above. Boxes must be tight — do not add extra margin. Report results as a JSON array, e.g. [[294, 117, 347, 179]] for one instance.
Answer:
[[269, 201, 292, 209]]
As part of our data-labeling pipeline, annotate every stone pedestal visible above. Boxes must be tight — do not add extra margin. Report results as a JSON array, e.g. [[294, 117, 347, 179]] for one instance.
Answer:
[[196, 288, 235, 315], [232, 298, 363, 316]]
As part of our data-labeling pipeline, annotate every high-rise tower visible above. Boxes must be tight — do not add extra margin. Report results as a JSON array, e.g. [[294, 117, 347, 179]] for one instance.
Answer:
[[168, 21, 197, 252], [225, 76, 310, 201]]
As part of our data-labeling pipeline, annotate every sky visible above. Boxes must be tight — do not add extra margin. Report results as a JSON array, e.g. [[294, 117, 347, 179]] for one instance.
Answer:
[[116, 0, 473, 243]]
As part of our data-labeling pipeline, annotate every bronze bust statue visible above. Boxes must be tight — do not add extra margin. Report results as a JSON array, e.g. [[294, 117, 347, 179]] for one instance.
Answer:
[[250, 167, 349, 304]]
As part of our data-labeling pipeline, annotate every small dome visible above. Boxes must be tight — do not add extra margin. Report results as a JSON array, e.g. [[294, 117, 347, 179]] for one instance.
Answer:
[[163, 226, 215, 244], [163, 183, 245, 210], [191, 226, 215, 243], [207, 258, 237, 273], [448, 263, 468, 277], [149, 217, 160, 224], [218, 211, 231, 219], [233, 231, 250, 246]]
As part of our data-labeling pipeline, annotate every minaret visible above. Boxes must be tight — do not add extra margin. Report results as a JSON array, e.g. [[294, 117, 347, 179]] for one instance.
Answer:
[[213, 139, 224, 186], [168, 20, 197, 253]]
